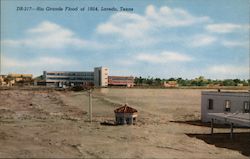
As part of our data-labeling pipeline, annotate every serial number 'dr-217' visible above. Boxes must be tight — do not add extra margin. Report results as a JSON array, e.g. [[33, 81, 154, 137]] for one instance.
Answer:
[[17, 7, 32, 11]]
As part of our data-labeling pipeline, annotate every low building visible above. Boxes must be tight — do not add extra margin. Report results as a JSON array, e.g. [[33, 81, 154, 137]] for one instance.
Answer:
[[114, 104, 138, 125], [201, 90, 250, 123], [108, 76, 134, 87], [163, 81, 178, 88], [43, 67, 108, 87], [0, 74, 33, 86], [7, 74, 33, 81], [0, 75, 6, 86], [8, 74, 33, 86]]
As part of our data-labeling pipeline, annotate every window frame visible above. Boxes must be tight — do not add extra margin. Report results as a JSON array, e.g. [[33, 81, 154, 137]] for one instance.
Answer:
[[208, 99, 213, 110], [243, 101, 250, 113], [224, 100, 231, 112]]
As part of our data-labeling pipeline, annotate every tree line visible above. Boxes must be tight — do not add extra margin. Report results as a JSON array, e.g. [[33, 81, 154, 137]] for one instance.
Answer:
[[134, 76, 250, 87]]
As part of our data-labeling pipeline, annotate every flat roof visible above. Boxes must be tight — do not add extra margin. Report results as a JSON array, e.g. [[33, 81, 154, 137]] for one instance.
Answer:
[[202, 91, 249, 97], [108, 76, 134, 78], [202, 91, 249, 93], [208, 113, 250, 127], [44, 71, 94, 73]]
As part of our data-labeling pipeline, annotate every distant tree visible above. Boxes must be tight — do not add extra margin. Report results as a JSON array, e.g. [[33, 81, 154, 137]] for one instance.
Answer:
[[191, 80, 197, 86], [168, 77, 176, 81], [134, 76, 144, 85], [176, 77, 187, 86], [223, 79, 235, 86], [154, 78, 162, 86], [242, 79, 249, 86], [233, 79, 241, 85], [134, 76, 248, 87], [146, 77, 153, 85]]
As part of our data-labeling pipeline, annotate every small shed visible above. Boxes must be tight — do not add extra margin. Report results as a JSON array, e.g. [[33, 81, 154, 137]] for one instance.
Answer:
[[114, 104, 138, 125]]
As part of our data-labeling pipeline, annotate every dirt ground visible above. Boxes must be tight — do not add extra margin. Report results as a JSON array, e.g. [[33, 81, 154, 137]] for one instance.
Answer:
[[0, 88, 249, 158]]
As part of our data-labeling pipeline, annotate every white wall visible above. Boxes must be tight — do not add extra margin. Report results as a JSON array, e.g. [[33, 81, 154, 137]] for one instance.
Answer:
[[201, 91, 249, 123], [94, 67, 108, 87]]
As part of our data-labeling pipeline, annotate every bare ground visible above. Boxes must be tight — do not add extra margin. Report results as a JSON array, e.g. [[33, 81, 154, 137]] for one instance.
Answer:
[[0, 88, 249, 158]]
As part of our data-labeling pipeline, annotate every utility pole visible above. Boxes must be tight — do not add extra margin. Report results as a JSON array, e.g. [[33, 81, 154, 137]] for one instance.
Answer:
[[125, 77, 128, 105], [88, 89, 92, 123]]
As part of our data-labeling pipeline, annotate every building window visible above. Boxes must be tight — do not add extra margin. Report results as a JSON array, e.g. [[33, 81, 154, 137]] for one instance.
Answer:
[[208, 99, 213, 110], [224, 100, 231, 112], [243, 101, 250, 113]]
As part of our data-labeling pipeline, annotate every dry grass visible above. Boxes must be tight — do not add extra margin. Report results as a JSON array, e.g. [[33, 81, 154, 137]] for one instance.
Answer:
[[0, 88, 249, 158]]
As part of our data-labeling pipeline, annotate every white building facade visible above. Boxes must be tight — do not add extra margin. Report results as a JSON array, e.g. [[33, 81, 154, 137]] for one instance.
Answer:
[[94, 67, 108, 87], [201, 91, 250, 123], [43, 66, 108, 87]]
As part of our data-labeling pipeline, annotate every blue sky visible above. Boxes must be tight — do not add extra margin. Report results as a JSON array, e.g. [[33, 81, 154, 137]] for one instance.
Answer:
[[1, 0, 249, 79]]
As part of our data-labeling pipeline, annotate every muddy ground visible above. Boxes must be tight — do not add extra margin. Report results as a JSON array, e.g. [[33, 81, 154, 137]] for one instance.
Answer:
[[0, 88, 249, 158]]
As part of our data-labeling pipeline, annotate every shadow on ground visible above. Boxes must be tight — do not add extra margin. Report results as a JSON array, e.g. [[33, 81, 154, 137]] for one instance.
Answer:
[[186, 132, 250, 157]]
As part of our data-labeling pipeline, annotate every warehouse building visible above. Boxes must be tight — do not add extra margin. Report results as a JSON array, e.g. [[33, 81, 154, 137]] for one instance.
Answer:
[[43, 66, 108, 87], [201, 90, 250, 123]]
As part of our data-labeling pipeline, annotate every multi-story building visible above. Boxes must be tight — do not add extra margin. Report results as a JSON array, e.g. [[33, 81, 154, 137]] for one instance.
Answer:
[[108, 76, 134, 87], [43, 71, 94, 87], [43, 67, 108, 87], [201, 90, 250, 123], [94, 67, 109, 87]]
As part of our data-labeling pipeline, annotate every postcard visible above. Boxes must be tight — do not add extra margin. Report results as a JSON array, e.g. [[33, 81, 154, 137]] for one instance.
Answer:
[[0, 0, 249, 158]]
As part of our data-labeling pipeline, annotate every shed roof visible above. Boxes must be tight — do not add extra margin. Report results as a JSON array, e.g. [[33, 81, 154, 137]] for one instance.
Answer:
[[202, 91, 249, 98], [114, 104, 138, 113], [208, 113, 250, 127]]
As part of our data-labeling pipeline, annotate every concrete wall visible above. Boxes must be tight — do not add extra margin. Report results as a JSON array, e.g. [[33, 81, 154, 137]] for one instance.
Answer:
[[201, 91, 250, 123]]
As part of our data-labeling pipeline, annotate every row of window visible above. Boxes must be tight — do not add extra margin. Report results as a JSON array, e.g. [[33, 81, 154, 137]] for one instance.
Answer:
[[208, 99, 250, 113], [46, 73, 94, 76], [108, 78, 134, 81], [47, 77, 94, 80]]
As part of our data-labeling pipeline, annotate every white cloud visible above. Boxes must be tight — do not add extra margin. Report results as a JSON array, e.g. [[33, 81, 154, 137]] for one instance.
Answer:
[[96, 12, 150, 39], [3, 56, 75, 68], [221, 40, 249, 48], [208, 65, 249, 75], [205, 23, 246, 33], [2, 21, 109, 50], [96, 5, 210, 40], [147, 5, 210, 27], [189, 34, 217, 47], [3, 21, 86, 49], [135, 51, 192, 64]]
